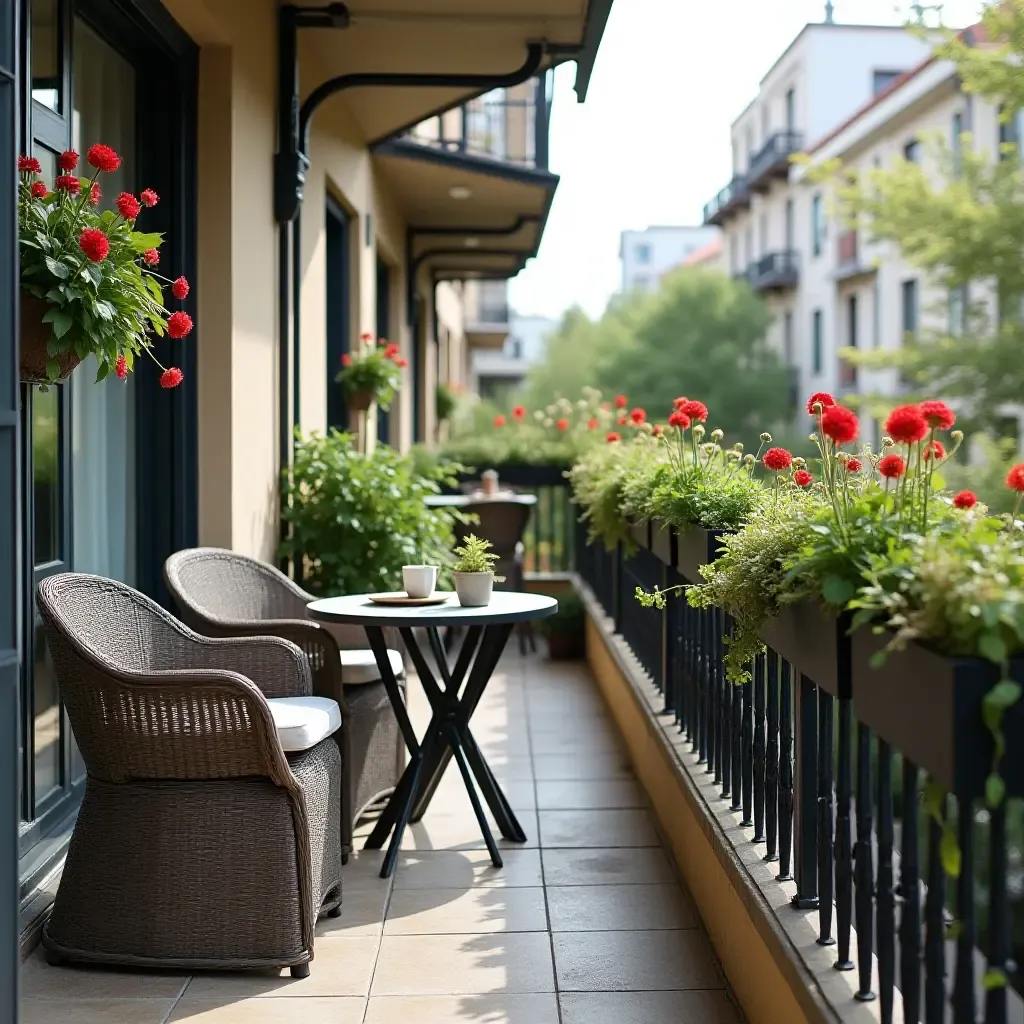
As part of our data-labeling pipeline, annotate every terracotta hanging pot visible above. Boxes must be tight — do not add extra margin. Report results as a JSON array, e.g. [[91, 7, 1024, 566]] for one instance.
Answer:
[[348, 390, 374, 413], [20, 292, 81, 385]]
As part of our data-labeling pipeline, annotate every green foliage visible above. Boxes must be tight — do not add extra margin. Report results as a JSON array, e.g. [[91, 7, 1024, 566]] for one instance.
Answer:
[[436, 382, 457, 423], [649, 463, 764, 531], [280, 430, 463, 595], [943, 433, 1021, 513], [538, 591, 584, 636], [452, 534, 500, 574], [335, 341, 403, 410]]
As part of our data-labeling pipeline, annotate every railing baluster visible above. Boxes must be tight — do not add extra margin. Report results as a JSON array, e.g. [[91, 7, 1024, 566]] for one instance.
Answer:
[[924, 791, 945, 1024], [731, 674, 743, 814], [854, 721, 875, 1001], [952, 797, 975, 1022], [985, 800, 1008, 1024], [697, 605, 708, 765], [709, 607, 720, 779], [794, 674, 819, 908], [765, 649, 779, 862], [720, 616, 732, 797], [900, 759, 922, 1024], [877, 739, 896, 1024], [778, 658, 794, 881], [742, 675, 754, 826], [817, 689, 835, 946], [834, 695, 854, 969], [753, 650, 767, 843]]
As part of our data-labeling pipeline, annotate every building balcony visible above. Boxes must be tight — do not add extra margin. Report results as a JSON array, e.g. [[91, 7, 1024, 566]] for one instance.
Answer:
[[702, 175, 751, 226], [747, 130, 803, 193], [835, 229, 875, 282], [839, 356, 859, 388], [748, 250, 799, 293], [465, 281, 512, 349]]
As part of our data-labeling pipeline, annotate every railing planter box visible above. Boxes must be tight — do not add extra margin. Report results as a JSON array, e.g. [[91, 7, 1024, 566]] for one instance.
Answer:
[[674, 526, 727, 585], [627, 518, 651, 551], [758, 602, 851, 698], [852, 629, 1024, 798], [650, 520, 674, 568]]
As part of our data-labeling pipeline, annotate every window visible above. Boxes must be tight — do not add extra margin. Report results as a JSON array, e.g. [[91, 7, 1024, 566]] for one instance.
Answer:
[[783, 311, 794, 363], [998, 105, 1024, 159], [948, 284, 968, 336], [848, 294, 859, 349], [811, 193, 825, 257], [812, 310, 823, 374], [902, 279, 918, 336], [510, 338, 523, 359], [952, 111, 963, 176], [903, 138, 920, 163], [635, 243, 651, 265], [873, 69, 903, 95], [785, 88, 795, 131], [785, 198, 794, 250]]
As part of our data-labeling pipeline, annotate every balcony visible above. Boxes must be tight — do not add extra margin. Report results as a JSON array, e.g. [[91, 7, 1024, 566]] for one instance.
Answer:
[[747, 130, 803, 193], [465, 281, 512, 349], [702, 175, 751, 226], [748, 250, 799, 293], [839, 357, 858, 388], [835, 229, 875, 282]]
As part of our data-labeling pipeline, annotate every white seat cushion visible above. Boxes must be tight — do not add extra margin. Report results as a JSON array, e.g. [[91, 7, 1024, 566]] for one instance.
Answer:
[[267, 696, 342, 753], [339, 648, 404, 685]]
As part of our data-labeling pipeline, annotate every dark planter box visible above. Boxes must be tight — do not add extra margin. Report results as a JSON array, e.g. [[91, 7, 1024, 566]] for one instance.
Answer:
[[627, 518, 651, 551], [450, 463, 570, 492], [650, 520, 674, 568], [852, 630, 1024, 798], [674, 526, 727, 584], [758, 602, 850, 699], [547, 632, 585, 660]]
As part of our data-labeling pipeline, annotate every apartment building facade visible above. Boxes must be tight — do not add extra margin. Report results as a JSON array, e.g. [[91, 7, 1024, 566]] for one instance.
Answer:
[[471, 311, 557, 398], [619, 224, 719, 293]]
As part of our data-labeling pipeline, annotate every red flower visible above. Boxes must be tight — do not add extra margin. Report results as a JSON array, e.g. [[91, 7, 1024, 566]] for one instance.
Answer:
[[923, 440, 946, 462], [606, 432, 621, 443], [821, 405, 859, 445], [341, 353, 352, 366], [629, 407, 646, 425], [587, 417, 598, 430], [171, 276, 190, 300], [383, 343, 399, 359], [846, 457, 863, 473], [614, 394, 628, 409], [86, 144, 121, 173], [78, 227, 109, 263], [396, 357, 408, 368], [763, 447, 793, 471], [793, 469, 813, 487], [18, 155, 42, 174], [668, 410, 691, 429], [953, 490, 977, 510], [512, 405, 526, 421], [806, 392, 836, 415], [919, 400, 956, 430], [556, 418, 569, 432], [142, 248, 159, 266], [89, 182, 101, 206], [878, 454, 907, 479], [140, 188, 158, 207], [652, 424, 664, 436], [116, 192, 140, 220], [30, 181, 47, 199], [679, 399, 708, 422], [55, 175, 80, 194], [616, 416, 627, 426], [361, 332, 374, 342], [59, 150, 79, 171], [160, 367, 184, 389], [673, 396, 688, 409], [115, 355, 128, 380], [1006, 464, 1024, 492], [493, 414, 506, 428], [884, 404, 928, 444], [167, 311, 193, 339]]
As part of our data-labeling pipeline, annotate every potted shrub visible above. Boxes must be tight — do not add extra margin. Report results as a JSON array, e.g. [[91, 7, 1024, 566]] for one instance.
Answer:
[[17, 145, 191, 386], [539, 592, 585, 659], [451, 534, 505, 607], [336, 333, 405, 412]]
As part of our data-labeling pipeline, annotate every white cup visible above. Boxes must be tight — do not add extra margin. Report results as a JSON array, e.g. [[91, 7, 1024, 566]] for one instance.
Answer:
[[402, 565, 438, 599]]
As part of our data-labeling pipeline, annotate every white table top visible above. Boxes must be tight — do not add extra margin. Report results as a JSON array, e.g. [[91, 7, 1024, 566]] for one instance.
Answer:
[[307, 590, 558, 628], [424, 493, 538, 508]]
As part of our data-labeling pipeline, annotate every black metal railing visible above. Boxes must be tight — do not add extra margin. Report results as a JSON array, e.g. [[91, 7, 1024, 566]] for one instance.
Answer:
[[749, 130, 803, 188], [476, 303, 510, 326], [749, 250, 799, 292], [703, 175, 750, 226], [574, 518, 1024, 1023]]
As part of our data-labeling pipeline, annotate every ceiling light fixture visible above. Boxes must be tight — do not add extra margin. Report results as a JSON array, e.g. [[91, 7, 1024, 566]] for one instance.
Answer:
[[464, 238, 480, 248], [448, 185, 472, 200]]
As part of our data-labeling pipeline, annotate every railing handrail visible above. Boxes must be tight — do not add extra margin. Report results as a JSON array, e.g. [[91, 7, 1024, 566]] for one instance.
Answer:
[[750, 130, 803, 178]]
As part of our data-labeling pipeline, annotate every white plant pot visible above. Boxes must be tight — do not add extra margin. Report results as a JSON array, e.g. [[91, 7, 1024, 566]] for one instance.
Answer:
[[453, 571, 495, 607], [402, 564, 438, 598]]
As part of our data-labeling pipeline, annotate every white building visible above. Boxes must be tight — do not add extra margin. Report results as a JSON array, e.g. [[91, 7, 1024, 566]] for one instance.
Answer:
[[620, 225, 720, 293], [472, 312, 557, 399], [702, 17, 935, 390]]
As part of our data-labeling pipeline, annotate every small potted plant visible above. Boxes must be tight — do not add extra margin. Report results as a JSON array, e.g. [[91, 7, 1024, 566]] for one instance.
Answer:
[[336, 334, 405, 412], [539, 592, 585, 659], [17, 144, 192, 386], [451, 534, 505, 607]]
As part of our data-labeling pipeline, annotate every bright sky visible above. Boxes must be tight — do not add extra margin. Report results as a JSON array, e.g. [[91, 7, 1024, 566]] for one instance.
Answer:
[[509, 0, 984, 322]]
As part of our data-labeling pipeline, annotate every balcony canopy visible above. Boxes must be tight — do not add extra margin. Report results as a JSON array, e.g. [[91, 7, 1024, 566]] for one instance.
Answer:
[[302, 0, 615, 146]]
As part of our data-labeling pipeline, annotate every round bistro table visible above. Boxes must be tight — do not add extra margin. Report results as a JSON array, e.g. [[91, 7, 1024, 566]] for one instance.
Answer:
[[423, 494, 538, 508], [306, 590, 557, 878]]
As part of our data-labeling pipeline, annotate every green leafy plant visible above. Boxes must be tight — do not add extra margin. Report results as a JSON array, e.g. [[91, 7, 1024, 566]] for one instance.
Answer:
[[336, 334, 405, 410], [537, 591, 584, 637], [436, 381, 458, 423], [280, 430, 464, 595], [18, 144, 191, 385], [452, 534, 504, 579]]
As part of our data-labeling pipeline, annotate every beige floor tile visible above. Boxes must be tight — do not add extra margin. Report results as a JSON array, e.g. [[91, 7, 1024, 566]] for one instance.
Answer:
[[372, 932, 555, 996], [316, 885, 389, 938], [553, 930, 723, 992], [341, 848, 396, 893], [536, 779, 644, 810], [528, 732, 621, 756], [541, 847, 675, 887], [430, 776, 535, 811], [400, 810, 540, 851], [168, 994, 367, 1022], [546, 883, 697, 931], [538, 809, 659, 848], [181, 937, 379, 999], [20, 949, 190, 1000], [364, 993, 560, 1024], [395, 849, 544, 890], [20, 998, 177, 1024], [385, 886, 548, 935], [559, 990, 741, 1024], [532, 753, 633, 781]]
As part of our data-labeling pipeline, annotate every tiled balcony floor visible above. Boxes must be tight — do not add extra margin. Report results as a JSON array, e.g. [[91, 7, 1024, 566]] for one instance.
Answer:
[[20, 647, 740, 1024]]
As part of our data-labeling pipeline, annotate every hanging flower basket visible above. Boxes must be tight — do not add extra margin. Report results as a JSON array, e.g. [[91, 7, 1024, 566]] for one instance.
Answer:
[[336, 334, 405, 413], [20, 292, 81, 384], [347, 389, 374, 413]]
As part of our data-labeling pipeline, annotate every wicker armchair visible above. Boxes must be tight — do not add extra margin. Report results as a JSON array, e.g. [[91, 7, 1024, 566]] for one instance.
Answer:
[[36, 573, 341, 977], [163, 548, 405, 860]]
